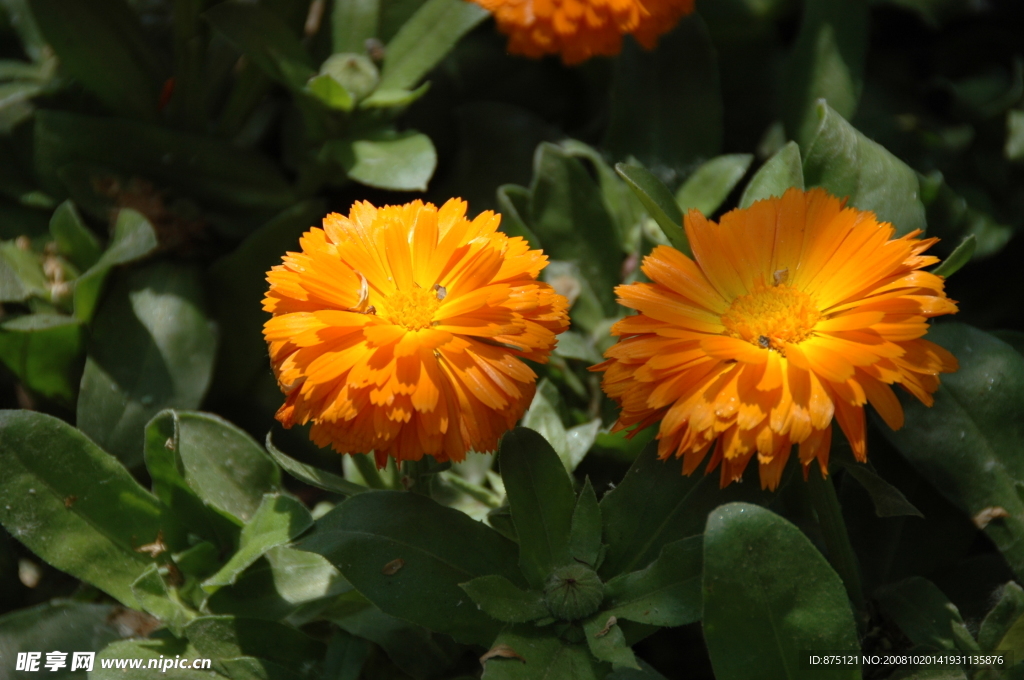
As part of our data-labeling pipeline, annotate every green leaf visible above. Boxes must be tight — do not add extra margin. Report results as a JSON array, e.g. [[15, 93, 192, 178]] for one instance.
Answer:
[[0, 239, 48, 302], [148, 411, 280, 524], [459, 574, 549, 623], [0, 600, 123, 674], [918, 171, 1013, 260], [604, 15, 723, 172], [35, 110, 296, 215], [781, 0, 867, 146], [836, 462, 924, 518], [583, 614, 639, 669], [496, 184, 540, 246], [500, 427, 577, 589], [605, 659, 669, 679], [802, 102, 926, 236], [204, 494, 314, 590], [327, 131, 437, 191], [569, 479, 602, 568], [603, 536, 702, 627], [480, 626, 609, 680], [92, 638, 213, 679], [49, 200, 101, 271], [739, 141, 805, 208], [931, 235, 976, 279], [1007, 109, 1024, 161], [332, 0, 379, 53], [28, 0, 165, 119], [978, 582, 1024, 652], [131, 564, 197, 636], [875, 577, 978, 652], [0, 410, 176, 609], [0, 313, 83, 402], [702, 503, 860, 680], [675, 154, 753, 216], [266, 434, 368, 497], [599, 439, 768, 578], [204, 2, 314, 90], [306, 73, 355, 111], [324, 629, 372, 680], [206, 545, 351, 621], [298, 490, 524, 646], [185, 615, 326, 673], [615, 162, 689, 255], [77, 263, 218, 467], [528, 143, 622, 315], [376, 0, 488, 92], [880, 324, 1024, 580]]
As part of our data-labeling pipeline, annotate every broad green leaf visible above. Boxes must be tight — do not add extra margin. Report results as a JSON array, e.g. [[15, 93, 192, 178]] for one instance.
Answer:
[[148, 411, 279, 524], [358, 82, 430, 108], [73, 208, 159, 322], [569, 479, 602, 568], [35, 111, 295, 214], [0, 0, 47, 61], [880, 324, 1024, 580], [77, 263, 217, 467], [560, 140, 645, 253], [185, 615, 326, 673], [781, 0, 867, 146], [553, 331, 602, 364], [0, 313, 83, 402], [615, 163, 689, 254], [604, 15, 722, 171], [0, 410, 176, 609], [703, 503, 860, 680], [324, 629, 372, 680], [204, 494, 314, 590], [603, 536, 702, 627], [0, 239, 47, 302], [306, 73, 354, 111], [543, 260, 606, 336], [738, 142, 805, 208], [528, 143, 622, 315], [496, 184, 540, 246], [802, 102, 926, 236], [332, 0, 379, 53], [836, 462, 923, 518], [131, 565, 196, 636], [49, 200, 100, 270], [266, 434, 368, 497], [481, 626, 609, 680], [376, 0, 488, 92], [298, 490, 524, 646], [675, 154, 753, 216], [0, 601, 123, 676], [599, 439, 768, 578], [583, 614, 639, 669], [978, 582, 1024, 652], [204, 2, 314, 90], [206, 545, 351, 622], [521, 379, 567, 461], [326, 132, 437, 191], [143, 410, 243, 551], [91, 638, 212, 680], [28, 0, 165, 118], [459, 574, 549, 623], [500, 427, 577, 589], [606, 660, 669, 679], [931, 235, 976, 279], [1007, 110, 1024, 161], [875, 577, 978, 652], [919, 171, 1013, 260]]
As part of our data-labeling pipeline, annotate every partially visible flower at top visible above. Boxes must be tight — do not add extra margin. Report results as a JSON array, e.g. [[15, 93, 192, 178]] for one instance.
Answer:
[[469, 0, 696, 64], [593, 188, 959, 490], [263, 199, 570, 466]]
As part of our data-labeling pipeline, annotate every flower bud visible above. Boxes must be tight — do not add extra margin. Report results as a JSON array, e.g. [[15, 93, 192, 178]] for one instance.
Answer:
[[543, 564, 603, 621]]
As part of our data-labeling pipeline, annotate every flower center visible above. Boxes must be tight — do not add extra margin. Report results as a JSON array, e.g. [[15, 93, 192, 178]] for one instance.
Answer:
[[720, 284, 821, 348], [384, 286, 442, 330]]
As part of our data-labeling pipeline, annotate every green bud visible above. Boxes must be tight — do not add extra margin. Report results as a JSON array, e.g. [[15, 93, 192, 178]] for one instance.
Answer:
[[319, 53, 379, 102], [543, 564, 603, 621]]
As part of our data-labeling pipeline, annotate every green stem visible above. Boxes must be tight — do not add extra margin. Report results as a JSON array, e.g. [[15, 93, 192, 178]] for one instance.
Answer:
[[351, 453, 387, 490], [806, 468, 867, 630], [439, 471, 502, 508]]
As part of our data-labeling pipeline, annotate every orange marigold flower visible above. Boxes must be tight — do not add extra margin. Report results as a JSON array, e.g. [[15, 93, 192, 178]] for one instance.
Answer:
[[263, 199, 570, 466], [470, 0, 696, 64], [593, 188, 959, 491]]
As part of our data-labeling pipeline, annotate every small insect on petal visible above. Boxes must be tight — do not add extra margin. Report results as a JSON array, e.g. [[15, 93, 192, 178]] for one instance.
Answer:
[[773, 268, 789, 286], [432, 283, 447, 301], [381, 558, 405, 575], [758, 335, 771, 348]]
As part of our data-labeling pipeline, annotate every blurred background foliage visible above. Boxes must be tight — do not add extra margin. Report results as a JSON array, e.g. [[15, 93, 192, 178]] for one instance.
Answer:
[[1, 0, 1024, 678]]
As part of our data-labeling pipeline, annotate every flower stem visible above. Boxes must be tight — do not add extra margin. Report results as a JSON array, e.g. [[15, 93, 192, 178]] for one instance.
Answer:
[[351, 453, 387, 490], [805, 467, 868, 631]]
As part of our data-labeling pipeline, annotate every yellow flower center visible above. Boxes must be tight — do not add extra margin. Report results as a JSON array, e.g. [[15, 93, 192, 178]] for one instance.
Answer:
[[384, 286, 442, 330], [720, 285, 821, 348]]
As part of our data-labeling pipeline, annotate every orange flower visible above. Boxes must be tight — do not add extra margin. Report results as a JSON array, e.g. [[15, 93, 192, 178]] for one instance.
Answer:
[[470, 0, 696, 64], [593, 188, 959, 490], [263, 199, 569, 466]]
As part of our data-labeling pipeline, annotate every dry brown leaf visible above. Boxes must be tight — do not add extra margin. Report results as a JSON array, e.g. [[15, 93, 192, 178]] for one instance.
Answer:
[[974, 506, 1011, 529], [381, 558, 405, 575], [479, 644, 526, 666]]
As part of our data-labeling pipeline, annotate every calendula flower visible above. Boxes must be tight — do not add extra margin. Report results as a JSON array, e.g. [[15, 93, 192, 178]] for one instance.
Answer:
[[470, 0, 696, 64], [263, 199, 569, 466], [594, 188, 959, 490]]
